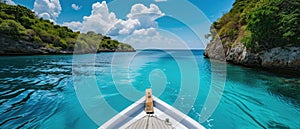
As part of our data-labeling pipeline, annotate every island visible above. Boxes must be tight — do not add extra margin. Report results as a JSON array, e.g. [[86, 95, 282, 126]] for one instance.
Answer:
[[204, 0, 300, 71], [0, 3, 135, 55]]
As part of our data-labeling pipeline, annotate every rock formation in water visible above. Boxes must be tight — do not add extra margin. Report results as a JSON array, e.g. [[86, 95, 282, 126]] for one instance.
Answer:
[[204, 0, 300, 70], [204, 42, 300, 70]]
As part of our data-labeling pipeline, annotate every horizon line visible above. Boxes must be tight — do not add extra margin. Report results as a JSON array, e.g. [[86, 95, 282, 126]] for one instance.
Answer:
[[135, 48, 205, 50]]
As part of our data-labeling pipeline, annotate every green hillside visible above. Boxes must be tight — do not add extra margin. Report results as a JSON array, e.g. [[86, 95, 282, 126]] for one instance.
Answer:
[[210, 0, 300, 52], [0, 3, 134, 54]]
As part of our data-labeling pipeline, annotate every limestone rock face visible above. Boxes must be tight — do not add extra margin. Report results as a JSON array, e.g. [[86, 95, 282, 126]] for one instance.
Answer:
[[225, 43, 261, 67], [261, 47, 300, 70], [204, 41, 300, 70], [203, 40, 226, 61]]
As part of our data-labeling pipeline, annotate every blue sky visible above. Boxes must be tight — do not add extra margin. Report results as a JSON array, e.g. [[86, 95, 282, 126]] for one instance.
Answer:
[[12, 0, 235, 49]]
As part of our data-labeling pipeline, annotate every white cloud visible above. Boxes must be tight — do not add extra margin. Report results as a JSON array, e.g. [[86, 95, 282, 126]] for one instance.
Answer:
[[107, 3, 164, 36], [63, 1, 118, 33], [62, 1, 185, 49], [108, 19, 140, 35], [133, 28, 158, 36], [71, 3, 81, 11], [81, 1, 119, 33], [62, 21, 82, 32], [63, 2, 164, 36], [154, 0, 167, 2], [3, 0, 16, 5], [127, 4, 164, 19], [124, 28, 188, 49], [33, 0, 62, 22]]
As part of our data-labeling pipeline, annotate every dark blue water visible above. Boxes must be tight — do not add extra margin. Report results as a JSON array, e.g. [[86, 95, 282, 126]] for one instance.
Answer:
[[0, 50, 299, 129]]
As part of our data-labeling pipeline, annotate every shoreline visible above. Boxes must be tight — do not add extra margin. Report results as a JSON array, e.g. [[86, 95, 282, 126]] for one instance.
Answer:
[[0, 49, 209, 56], [228, 61, 300, 78], [204, 57, 300, 78], [135, 49, 205, 51], [0, 50, 136, 56]]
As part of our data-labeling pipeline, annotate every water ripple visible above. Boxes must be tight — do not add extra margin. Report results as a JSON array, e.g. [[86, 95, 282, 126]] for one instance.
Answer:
[[0, 51, 300, 129], [0, 55, 71, 128]]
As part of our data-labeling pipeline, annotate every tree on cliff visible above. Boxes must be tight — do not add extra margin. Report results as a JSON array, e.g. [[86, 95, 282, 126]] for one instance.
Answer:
[[245, 0, 300, 51], [210, 0, 300, 52]]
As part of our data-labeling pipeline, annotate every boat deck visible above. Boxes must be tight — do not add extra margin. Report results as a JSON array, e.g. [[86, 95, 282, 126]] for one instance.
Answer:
[[125, 115, 174, 129], [99, 96, 205, 129], [121, 107, 187, 129]]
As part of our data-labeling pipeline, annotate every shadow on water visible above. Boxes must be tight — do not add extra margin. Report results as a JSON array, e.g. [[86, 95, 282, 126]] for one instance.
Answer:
[[222, 61, 300, 106], [265, 78, 300, 106], [201, 55, 300, 128]]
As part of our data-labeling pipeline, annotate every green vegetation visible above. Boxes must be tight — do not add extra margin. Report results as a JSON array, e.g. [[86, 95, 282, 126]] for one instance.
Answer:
[[75, 32, 134, 53], [0, 3, 134, 53], [210, 0, 300, 52]]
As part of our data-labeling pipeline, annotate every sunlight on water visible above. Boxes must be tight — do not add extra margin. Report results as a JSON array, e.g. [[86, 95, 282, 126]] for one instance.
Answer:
[[0, 50, 299, 129]]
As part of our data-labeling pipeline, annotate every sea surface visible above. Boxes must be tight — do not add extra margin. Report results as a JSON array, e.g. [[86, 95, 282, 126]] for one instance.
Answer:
[[0, 50, 299, 129]]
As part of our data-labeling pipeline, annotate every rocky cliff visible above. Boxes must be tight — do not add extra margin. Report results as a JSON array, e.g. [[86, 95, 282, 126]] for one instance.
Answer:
[[204, 42, 300, 70], [204, 0, 300, 71]]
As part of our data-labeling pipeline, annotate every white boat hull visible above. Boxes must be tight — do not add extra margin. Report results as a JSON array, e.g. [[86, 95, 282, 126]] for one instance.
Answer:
[[99, 96, 205, 129]]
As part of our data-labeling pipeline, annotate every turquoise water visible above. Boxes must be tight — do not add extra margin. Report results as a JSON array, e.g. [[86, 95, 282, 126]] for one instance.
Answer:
[[0, 50, 299, 129]]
